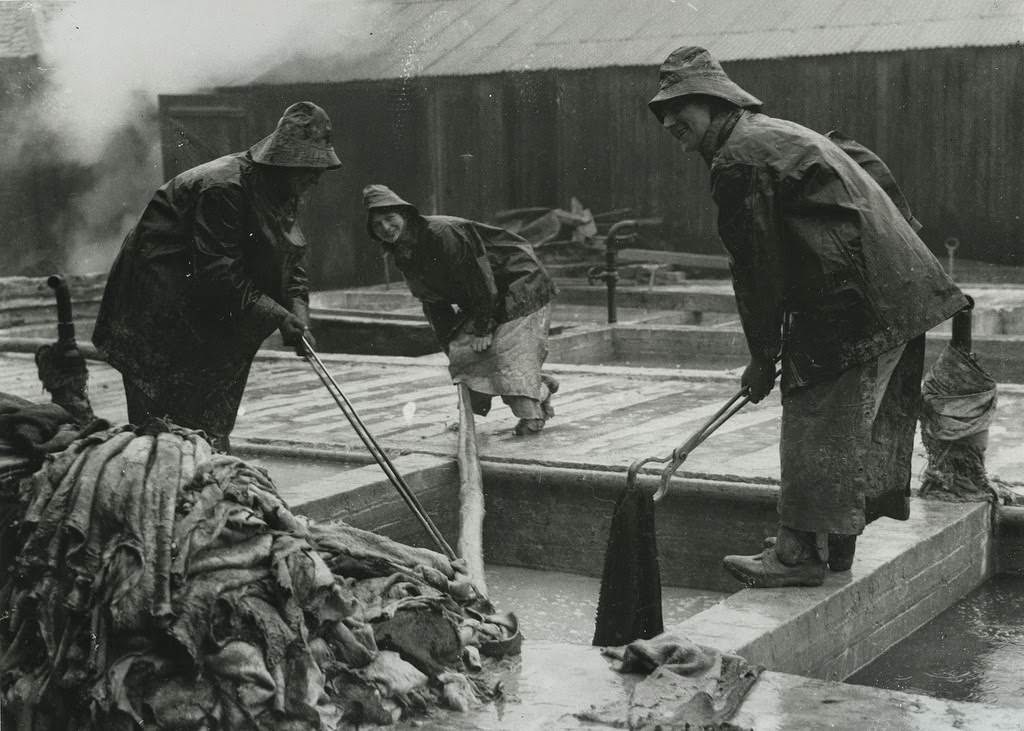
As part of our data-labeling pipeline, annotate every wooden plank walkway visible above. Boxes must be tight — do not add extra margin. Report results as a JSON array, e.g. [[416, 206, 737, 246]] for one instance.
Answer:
[[2, 351, 1023, 485]]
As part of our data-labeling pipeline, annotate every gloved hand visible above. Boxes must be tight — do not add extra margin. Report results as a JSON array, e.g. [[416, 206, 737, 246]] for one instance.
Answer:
[[741, 356, 777, 403], [279, 312, 316, 356], [470, 334, 493, 352]]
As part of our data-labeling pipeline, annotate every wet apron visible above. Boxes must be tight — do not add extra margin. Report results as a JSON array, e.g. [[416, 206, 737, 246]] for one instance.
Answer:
[[778, 336, 925, 535], [446, 305, 552, 418]]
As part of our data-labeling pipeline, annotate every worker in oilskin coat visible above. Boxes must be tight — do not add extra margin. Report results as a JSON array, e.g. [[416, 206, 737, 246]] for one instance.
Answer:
[[363, 185, 559, 435], [649, 47, 969, 587], [93, 102, 342, 452]]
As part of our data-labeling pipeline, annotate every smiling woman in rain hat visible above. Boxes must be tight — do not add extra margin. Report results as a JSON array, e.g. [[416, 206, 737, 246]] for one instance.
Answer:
[[363, 184, 559, 436], [649, 46, 968, 588], [93, 102, 341, 452]]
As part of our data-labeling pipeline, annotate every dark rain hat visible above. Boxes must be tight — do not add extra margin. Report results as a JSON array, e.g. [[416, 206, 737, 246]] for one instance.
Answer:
[[363, 184, 419, 240], [648, 46, 762, 119], [249, 101, 342, 169]]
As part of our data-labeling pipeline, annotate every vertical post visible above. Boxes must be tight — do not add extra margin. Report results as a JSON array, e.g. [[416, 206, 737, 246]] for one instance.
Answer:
[[46, 275, 76, 345], [606, 247, 618, 324], [944, 237, 960, 281]]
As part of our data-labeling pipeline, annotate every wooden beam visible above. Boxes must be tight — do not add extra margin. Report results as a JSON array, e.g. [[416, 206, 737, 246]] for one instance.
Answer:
[[456, 383, 487, 595]]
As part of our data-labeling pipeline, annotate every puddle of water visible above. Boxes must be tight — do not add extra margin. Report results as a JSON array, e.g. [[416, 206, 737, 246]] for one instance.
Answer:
[[847, 573, 1024, 706], [404, 640, 634, 731], [404, 563, 725, 731], [485, 564, 726, 645]]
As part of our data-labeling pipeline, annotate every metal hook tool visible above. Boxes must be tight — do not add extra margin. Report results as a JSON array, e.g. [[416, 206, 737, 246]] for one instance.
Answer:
[[626, 363, 781, 501], [626, 387, 751, 501], [302, 336, 457, 559]]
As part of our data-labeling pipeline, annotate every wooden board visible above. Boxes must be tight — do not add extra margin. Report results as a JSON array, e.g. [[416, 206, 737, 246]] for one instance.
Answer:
[[2, 351, 1024, 485]]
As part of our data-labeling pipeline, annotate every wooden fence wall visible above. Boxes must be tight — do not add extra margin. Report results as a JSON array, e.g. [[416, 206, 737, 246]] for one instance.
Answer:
[[162, 44, 1023, 289]]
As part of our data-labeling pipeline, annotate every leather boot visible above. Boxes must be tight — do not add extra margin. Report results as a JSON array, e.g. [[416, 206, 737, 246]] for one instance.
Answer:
[[763, 533, 858, 572], [826, 534, 857, 572], [513, 418, 545, 436], [724, 526, 825, 588]]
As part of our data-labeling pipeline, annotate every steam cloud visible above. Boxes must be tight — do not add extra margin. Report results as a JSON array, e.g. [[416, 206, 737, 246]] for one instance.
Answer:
[[6, 0, 387, 276]]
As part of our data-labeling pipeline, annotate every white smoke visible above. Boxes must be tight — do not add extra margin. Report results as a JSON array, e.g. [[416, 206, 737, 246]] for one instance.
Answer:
[[8, 0, 388, 275], [38, 0, 388, 164]]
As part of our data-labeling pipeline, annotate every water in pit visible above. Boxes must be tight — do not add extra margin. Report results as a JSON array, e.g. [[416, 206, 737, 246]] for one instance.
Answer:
[[847, 573, 1024, 706], [395, 567, 727, 729], [485, 564, 726, 645]]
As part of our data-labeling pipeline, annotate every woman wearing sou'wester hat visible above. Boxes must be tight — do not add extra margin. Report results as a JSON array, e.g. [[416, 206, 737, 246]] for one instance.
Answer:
[[650, 47, 968, 587], [363, 185, 559, 436], [94, 102, 342, 451]]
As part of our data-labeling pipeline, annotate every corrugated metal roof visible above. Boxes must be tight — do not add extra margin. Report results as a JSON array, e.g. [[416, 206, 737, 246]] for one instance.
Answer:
[[0, 3, 41, 58], [0, 1, 71, 59], [249, 0, 1024, 84]]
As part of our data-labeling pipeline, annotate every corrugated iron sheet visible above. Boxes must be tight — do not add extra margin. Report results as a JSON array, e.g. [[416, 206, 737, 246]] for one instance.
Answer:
[[0, 1, 80, 60], [245, 0, 1024, 84], [0, 2, 45, 58]]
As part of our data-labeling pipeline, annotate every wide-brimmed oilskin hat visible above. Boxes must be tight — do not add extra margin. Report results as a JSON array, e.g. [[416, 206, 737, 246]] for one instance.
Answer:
[[249, 101, 342, 169], [648, 46, 762, 119], [363, 184, 419, 240]]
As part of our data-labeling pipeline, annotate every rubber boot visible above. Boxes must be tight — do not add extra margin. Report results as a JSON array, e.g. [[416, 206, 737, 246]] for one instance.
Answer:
[[723, 526, 826, 588], [763, 533, 857, 572]]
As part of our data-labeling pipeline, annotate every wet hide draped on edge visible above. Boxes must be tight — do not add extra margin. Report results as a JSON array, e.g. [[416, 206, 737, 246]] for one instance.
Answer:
[[592, 483, 663, 648], [918, 343, 1020, 503]]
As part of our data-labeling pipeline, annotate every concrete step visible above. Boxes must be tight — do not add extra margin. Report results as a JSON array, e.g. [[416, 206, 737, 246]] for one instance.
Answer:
[[676, 499, 992, 681]]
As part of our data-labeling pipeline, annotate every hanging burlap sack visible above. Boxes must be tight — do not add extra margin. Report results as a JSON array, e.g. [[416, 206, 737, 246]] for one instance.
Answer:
[[919, 343, 1000, 502]]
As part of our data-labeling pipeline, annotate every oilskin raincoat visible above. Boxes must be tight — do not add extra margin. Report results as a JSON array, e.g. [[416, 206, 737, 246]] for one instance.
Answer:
[[825, 130, 922, 233], [384, 216, 557, 349], [702, 109, 968, 534], [93, 153, 307, 437], [703, 110, 968, 383]]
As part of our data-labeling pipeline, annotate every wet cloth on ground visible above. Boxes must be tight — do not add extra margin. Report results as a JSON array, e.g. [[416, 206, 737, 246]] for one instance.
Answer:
[[447, 304, 553, 418], [578, 633, 762, 730], [779, 336, 925, 535]]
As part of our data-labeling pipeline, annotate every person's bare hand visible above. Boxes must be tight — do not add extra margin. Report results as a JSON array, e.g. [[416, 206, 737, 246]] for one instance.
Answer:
[[295, 330, 316, 356], [280, 313, 314, 355], [741, 356, 776, 403]]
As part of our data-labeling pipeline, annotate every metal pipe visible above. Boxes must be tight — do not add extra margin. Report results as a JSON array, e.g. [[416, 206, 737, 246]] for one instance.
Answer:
[[944, 237, 960, 280], [47, 274, 76, 345], [605, 246, 618, 323], [952, 295, 974, 354], [594, 218, 664, 325]]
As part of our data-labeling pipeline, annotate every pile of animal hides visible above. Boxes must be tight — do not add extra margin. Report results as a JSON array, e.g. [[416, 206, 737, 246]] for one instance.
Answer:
[[0, 419, 519, 729]]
